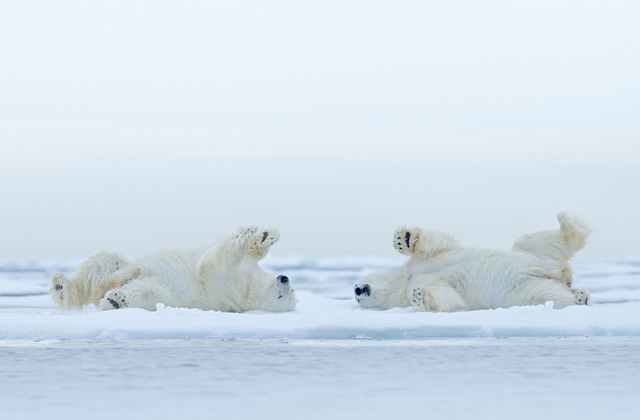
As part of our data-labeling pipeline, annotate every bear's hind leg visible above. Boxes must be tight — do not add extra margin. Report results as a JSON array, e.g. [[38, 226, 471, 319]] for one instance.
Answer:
[[557, 212, 592, 257], [507, 279, 590, 309], [512, 213, 591, 260], [49, 272, 85, 311], [50, 251, 135, 311], [512, 213, 591, 288]]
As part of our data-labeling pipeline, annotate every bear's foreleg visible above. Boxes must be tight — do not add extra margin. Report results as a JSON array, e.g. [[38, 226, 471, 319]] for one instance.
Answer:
[[247, 228, 280, 261], [196, 226, 257, 277], [393, 227, 462, 259], [97, 278, 171, 311], [410, 283, 467, 312]]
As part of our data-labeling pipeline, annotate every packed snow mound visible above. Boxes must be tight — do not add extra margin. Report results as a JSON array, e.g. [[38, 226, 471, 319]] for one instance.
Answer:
[[1, 256, 639, 340]]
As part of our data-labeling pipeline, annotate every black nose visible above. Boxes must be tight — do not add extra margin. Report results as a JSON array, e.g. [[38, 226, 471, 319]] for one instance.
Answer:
[[355, 284, 371, 297], [277, 275, 289, 284]]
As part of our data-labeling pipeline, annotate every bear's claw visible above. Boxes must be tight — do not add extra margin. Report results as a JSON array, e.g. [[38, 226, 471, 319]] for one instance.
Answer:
[[574, 288, 592, 306], [248, 228, 280, 260], [99, 290, 128, 310], [411, 287, 429, 311], [393, 227, 417, 256]]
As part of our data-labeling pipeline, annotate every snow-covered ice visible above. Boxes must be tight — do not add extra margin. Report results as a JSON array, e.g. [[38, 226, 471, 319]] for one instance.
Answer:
[[1, 255, 639, 419], [1, 256, 640, 340]]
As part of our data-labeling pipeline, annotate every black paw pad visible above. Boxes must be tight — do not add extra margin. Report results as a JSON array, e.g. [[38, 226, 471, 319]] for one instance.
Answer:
[[404, 232, 411, 248], [108, 298, 120, 309], [261, 231, 268, 243], [55, 284, 63, 291]]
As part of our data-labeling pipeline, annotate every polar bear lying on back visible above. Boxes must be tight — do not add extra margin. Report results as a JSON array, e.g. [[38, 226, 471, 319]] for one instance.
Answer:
[[50, 227, 297, 312], [354, 213, 592, 312]]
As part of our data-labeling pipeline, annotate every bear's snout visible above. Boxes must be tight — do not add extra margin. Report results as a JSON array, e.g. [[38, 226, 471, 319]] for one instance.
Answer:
[[355, 284, 371, 297], [277, 275, 289, 284]]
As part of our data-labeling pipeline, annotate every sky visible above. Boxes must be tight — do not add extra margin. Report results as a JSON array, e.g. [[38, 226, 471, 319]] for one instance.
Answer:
[[1, 0, 639, 259]]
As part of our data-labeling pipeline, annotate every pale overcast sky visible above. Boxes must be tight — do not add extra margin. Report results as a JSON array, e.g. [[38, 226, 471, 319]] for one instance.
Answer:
[[1, 1, 639, 259]]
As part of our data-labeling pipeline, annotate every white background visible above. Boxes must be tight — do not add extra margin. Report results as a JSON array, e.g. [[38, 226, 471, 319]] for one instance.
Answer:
[[1, 0, 639, 258]]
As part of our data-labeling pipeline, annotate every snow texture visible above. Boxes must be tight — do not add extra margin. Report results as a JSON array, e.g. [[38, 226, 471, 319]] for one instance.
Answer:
[[1, 255, 639, 340]]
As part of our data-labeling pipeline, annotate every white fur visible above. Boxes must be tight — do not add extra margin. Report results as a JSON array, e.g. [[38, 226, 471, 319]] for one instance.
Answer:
[[50, 227, 297, 312], [355, 213, 593, 312]]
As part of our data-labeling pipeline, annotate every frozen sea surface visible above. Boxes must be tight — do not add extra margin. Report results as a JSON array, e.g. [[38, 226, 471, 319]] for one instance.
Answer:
[[1, 256, 639, 419], [1, 338, 639, 420]]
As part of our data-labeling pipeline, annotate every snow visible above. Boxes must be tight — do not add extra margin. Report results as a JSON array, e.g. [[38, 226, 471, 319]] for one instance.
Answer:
[[1, 256, 640, 340], [2, 291, 640, 341]]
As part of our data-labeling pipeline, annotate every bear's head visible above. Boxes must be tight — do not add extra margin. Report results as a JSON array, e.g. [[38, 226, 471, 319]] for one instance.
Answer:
[[258, 273, 298, 312], [240, 263, 297, 312], [354, 268, 408, 310]]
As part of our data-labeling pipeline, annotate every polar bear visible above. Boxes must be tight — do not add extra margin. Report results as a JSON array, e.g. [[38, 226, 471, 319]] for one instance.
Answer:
[[354, 213, 592, 312], [49, 226, 297, 312]]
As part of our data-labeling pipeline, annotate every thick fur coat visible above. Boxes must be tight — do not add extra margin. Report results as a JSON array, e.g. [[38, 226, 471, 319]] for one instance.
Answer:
[[50, 227, 297, 312], [354, 213, 592, 312]]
